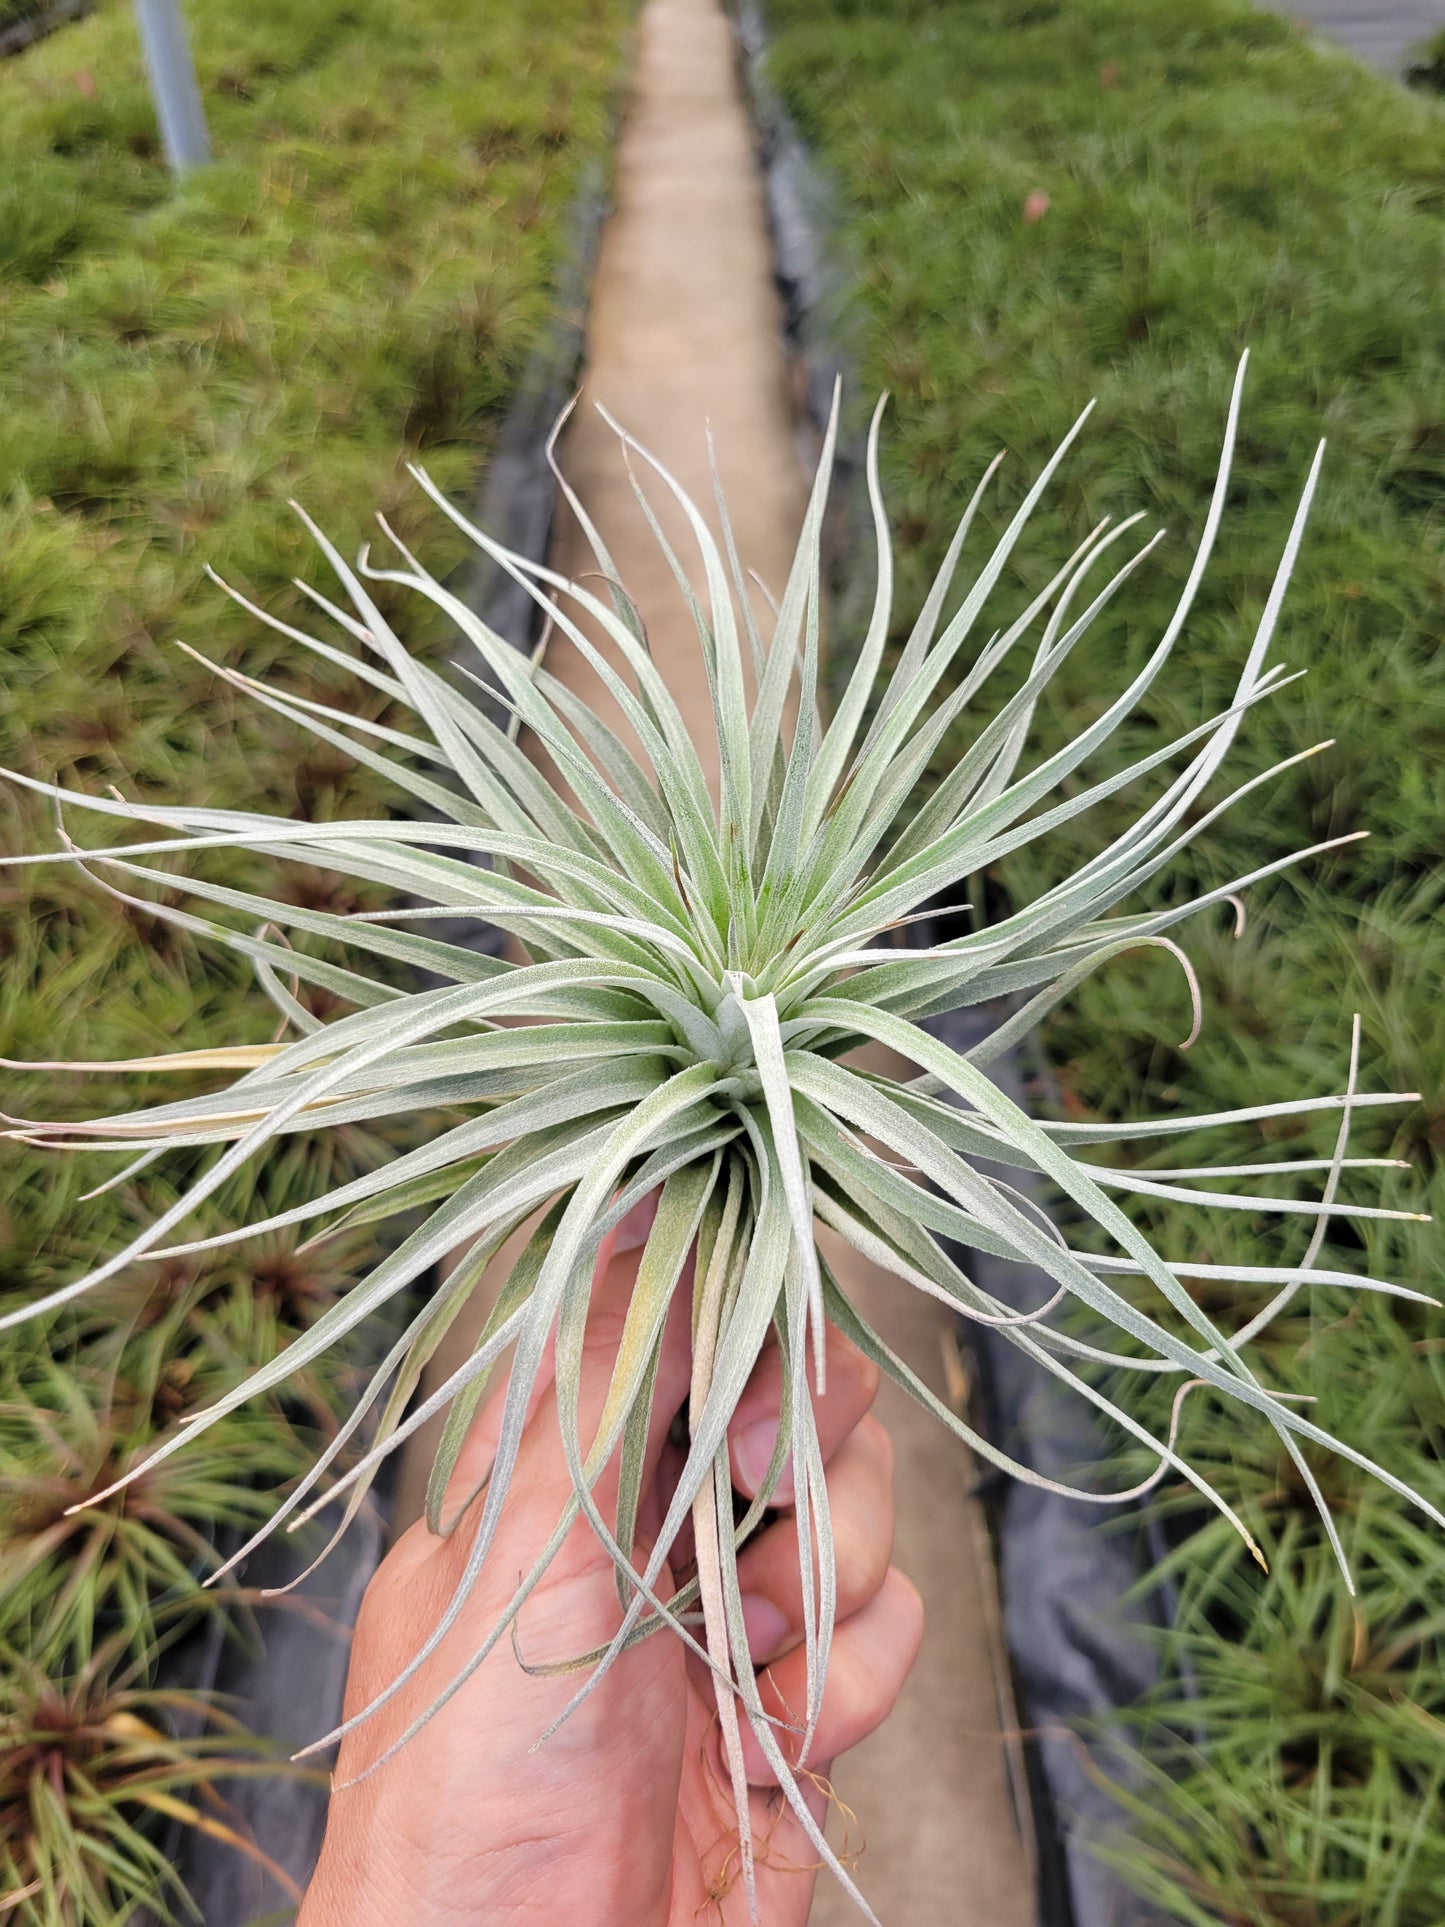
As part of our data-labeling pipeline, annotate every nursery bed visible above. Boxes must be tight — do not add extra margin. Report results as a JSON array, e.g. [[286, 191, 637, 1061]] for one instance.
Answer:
[[167, 151, 621, 1927], [735, 11, 1176, 1922], [751, 1, 1444, 1921], [0, 2, 631, 1917]]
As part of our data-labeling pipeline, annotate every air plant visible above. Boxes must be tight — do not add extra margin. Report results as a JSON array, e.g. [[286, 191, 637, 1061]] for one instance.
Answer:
[[0, 356, 1435, 1920], [1096, 1524, 1445, 1927], [0, 1633, 307, 1926], [0, 1352, 312, 1666]]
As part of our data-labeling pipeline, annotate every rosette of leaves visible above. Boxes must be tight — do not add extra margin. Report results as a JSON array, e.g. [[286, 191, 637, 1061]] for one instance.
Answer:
[[0, 1634, 307, 1925], [0, 1349, 312, 1667], [1, 360, 1435, 1919]]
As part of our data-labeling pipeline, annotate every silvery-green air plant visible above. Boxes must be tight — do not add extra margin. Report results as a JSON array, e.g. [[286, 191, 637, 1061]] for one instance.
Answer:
[[2, 355, 1436, 1922]]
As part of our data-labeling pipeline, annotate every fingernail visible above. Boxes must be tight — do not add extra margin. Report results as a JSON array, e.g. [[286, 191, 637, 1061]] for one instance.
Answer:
[[741, 1593, 790, 1662], [733, 1419, 788, 1499]]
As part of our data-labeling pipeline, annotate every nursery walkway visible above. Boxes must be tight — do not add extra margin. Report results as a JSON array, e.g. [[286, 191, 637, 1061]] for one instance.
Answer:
[[394, 0, 1035, 1919], [1269, 0, 1443, 71]]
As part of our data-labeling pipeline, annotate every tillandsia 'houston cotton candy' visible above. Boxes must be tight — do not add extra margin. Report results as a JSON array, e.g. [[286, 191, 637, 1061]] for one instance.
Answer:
[[1, 357, 1436, 1922]]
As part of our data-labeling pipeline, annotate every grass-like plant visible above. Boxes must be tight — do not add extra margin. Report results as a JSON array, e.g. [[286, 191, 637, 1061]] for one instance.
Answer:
[[751, 2, 1444, 1907], [0, 1632, 307, 1926], [1, 361, 1435, 1918], [0, 1348, 313, 1667]]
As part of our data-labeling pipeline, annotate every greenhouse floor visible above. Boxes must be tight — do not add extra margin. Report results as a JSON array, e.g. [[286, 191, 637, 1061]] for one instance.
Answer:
[[1277, 0, 1444, 73], [392, 0, 1036, 1917]]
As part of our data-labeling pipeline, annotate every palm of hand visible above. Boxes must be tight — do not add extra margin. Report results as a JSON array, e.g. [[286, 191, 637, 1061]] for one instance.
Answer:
[[301, 1226, 918, 1927]]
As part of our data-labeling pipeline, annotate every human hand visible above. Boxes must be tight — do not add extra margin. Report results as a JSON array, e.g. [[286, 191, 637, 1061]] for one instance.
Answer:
[[298, 1204, 921, 1927]]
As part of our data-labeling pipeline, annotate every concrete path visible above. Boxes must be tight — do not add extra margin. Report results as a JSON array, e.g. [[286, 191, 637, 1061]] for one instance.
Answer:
[[1273, 0, 1444, 71], [810, 1221, 1034, 1927], [393, 0, 1035, 1919]]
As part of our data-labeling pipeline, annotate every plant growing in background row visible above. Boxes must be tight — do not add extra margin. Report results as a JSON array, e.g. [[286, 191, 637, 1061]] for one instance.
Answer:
[[0, 1349, 313, 1667], [0, 1633, 306, 1926], [1406, 26, 1445, 93], [1, 356, 1435, 1921]]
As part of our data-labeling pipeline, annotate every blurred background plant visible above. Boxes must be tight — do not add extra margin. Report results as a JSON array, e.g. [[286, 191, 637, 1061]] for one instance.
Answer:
[[757, 0, 1442, 1918], [0, 1631, 315, 1926], [0, 0, 630, 1916], [1406, 25, 1445, 95]]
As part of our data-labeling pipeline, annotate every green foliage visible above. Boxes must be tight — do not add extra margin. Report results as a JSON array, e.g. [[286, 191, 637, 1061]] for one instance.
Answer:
[[0, 1344, 321, 1668], [3, 383, 1433, 1923], [0, 1634, 309, 1926], [1406, 27, 1445, 96], [755, 0, 1442, 1914], [0, 0, 629, 1916]]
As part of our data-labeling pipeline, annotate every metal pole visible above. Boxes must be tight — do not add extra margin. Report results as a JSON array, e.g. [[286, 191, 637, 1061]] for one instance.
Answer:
[[132, 0, 211, 176]]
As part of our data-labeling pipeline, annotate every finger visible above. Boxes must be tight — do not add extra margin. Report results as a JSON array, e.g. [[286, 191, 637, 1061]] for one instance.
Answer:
[[739, 1566, 923, 1785], [728, 1319, 880, 1502], [735, 1414, 894, 1665]]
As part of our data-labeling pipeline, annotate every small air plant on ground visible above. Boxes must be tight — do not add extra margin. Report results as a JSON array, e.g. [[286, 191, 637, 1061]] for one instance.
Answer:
[[0, 1351, 312, 1667], [0, 1632, 307, 1926], [0, 357, 1435, 1920]]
